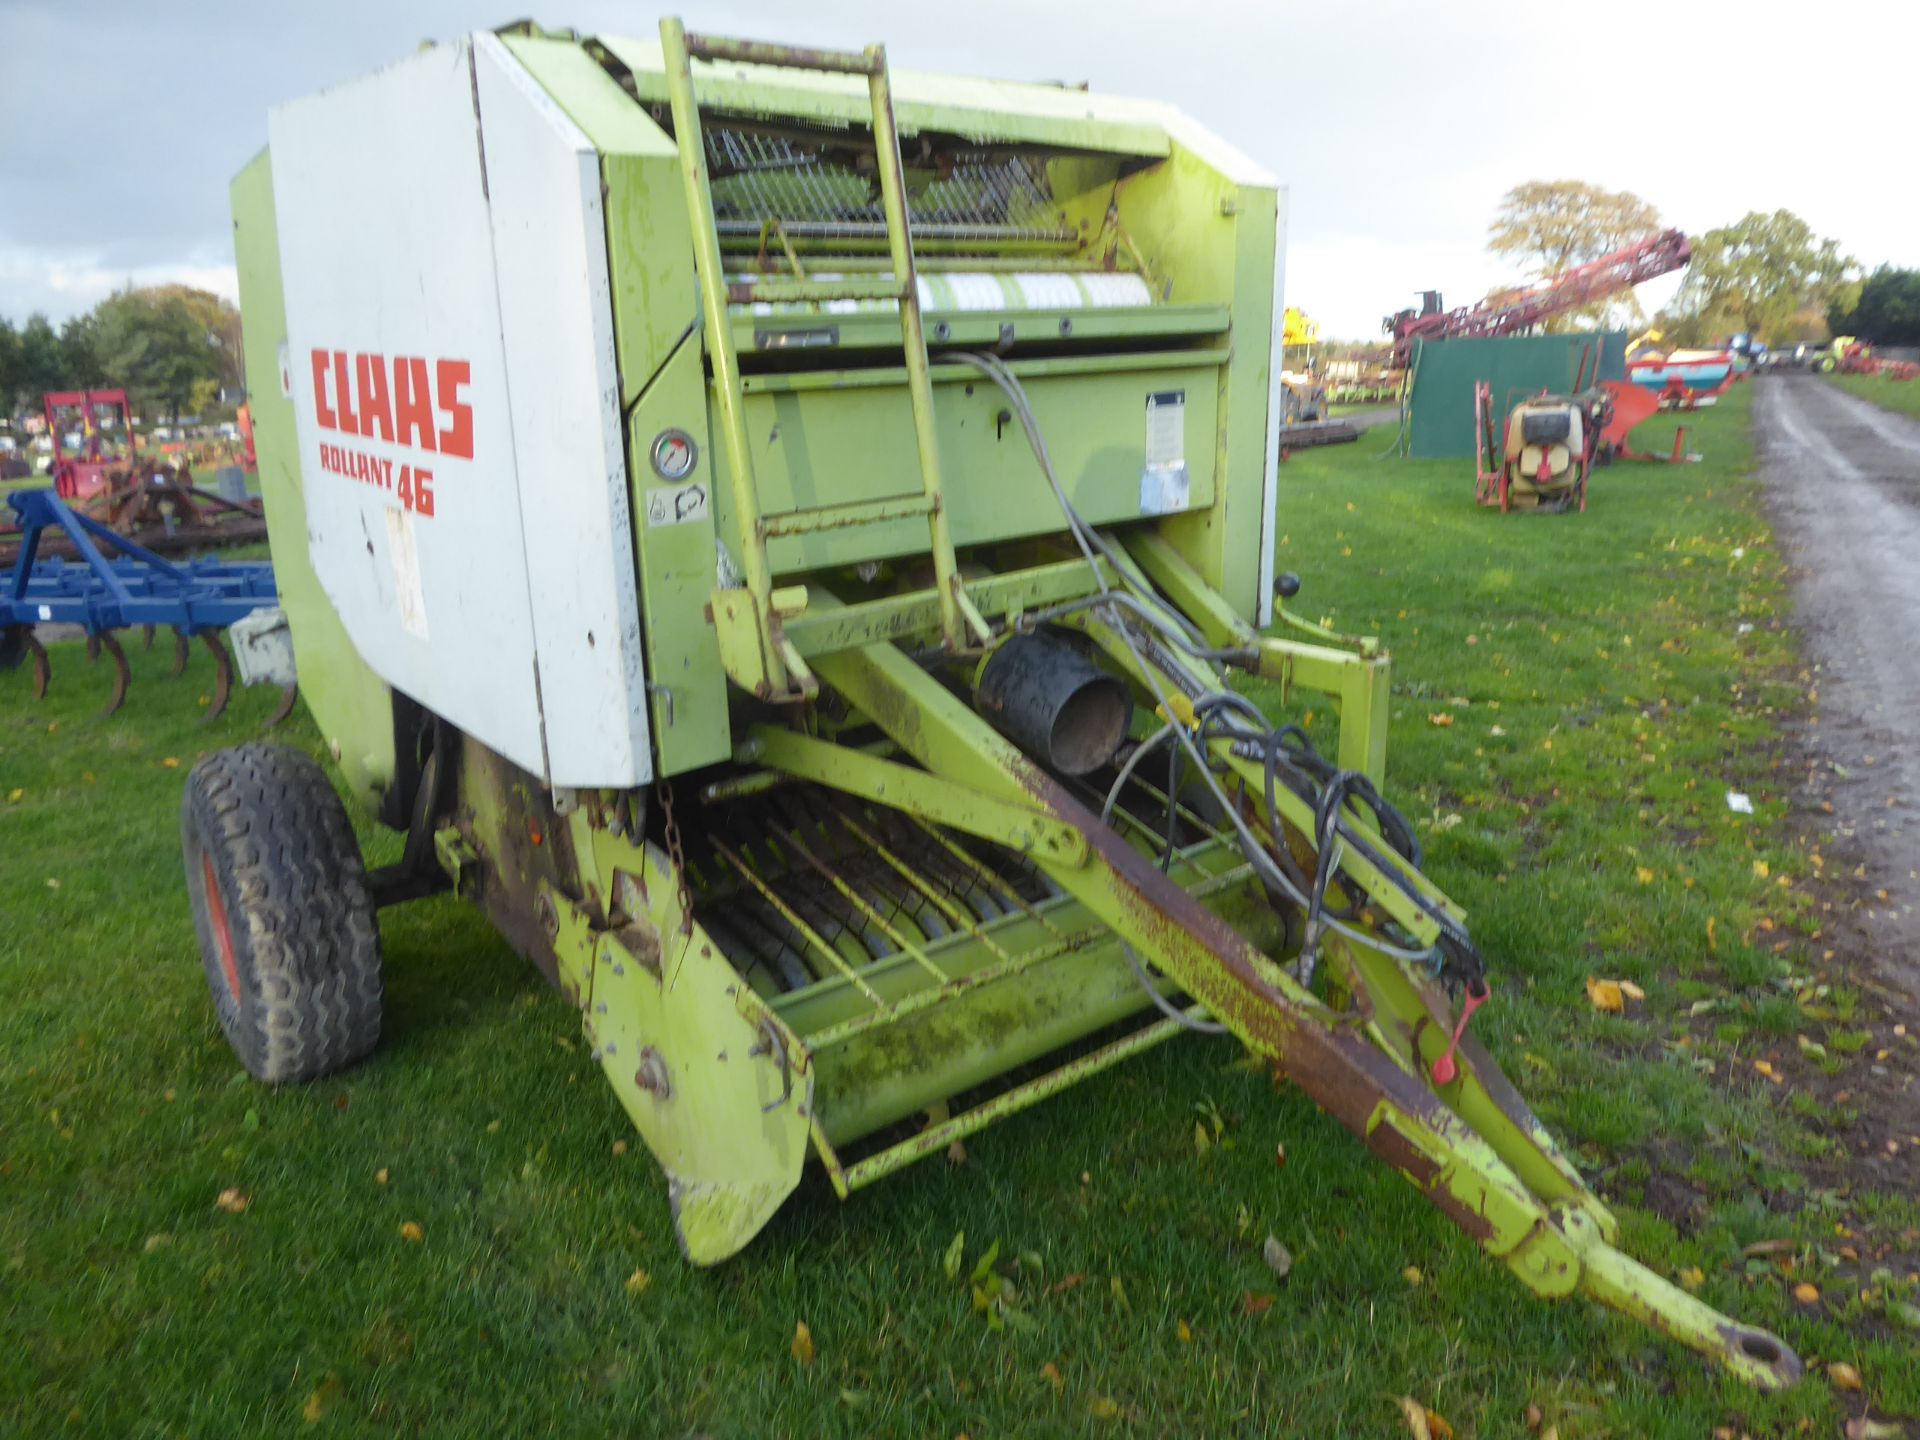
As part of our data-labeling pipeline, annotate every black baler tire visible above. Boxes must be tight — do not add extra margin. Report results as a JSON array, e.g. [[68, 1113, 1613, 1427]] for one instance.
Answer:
[[181, 742, 382, 1083]]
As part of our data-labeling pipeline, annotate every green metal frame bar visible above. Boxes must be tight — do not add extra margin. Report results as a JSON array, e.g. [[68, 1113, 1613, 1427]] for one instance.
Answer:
[[806, 636, 1800, 1390], [811, 1006, 1200, 1196], [661, 15, 987, 700], [660, 17, 798, 696], [737, 346, 1224, 396], [740, 724, 1088, 865], [1120, 530, 1390, 783]]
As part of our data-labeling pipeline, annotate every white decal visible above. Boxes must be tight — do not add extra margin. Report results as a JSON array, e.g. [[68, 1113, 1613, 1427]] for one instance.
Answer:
[[645, 480, 710, 528], [1140, 389, 1190, 515]]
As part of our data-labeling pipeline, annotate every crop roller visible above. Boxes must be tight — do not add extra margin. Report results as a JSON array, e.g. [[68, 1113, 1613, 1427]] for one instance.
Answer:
[[188, 17, 1799, 1389]]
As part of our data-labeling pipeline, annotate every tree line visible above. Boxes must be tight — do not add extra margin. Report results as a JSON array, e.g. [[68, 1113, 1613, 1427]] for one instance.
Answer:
[[1484, 179, 1917, 347], [0, 286, 244, 424]]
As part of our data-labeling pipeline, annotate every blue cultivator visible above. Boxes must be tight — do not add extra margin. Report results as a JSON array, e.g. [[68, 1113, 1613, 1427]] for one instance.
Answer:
[[1, 489, 287, 722]]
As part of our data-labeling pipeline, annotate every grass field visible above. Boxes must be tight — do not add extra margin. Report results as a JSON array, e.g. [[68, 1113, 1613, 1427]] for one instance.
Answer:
[[4, 382, 1918, 1437], [1827, 371, 1920, 420]]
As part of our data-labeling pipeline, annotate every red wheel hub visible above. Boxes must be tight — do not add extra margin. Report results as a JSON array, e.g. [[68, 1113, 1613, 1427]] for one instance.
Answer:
[[201, 852, 242, 1003]]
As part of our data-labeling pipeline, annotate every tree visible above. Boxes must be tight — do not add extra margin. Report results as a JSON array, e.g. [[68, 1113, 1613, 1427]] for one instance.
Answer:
[[91, 286, 238, 420], [1831, 265, 1920, 345], [13, 315, 69, 402], [0, 318, 17, 416], [1487, 180, 1664, 330], [1664, 210, 1860, 346], [60, 313, 100, 388]]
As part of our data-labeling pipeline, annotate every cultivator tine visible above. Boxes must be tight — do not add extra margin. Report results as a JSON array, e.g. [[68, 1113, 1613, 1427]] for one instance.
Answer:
[[141, 623, 156, 649], [170, 627, 190, 676], [200, 631, 234, 722], [266, 683, 300, 729], [28, 633, 49, 699], [94, 632, 131, 718]]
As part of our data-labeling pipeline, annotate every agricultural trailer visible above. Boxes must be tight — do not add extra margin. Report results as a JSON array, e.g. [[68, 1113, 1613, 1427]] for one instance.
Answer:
[[190, 18, 1799, 1390]]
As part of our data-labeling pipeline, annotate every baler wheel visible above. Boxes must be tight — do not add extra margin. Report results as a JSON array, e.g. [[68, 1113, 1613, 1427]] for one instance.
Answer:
[[181, 742, 383, 1083]]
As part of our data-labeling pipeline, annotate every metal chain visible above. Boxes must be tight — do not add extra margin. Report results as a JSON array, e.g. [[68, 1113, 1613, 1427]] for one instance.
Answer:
[[657, 779, 693, 934]]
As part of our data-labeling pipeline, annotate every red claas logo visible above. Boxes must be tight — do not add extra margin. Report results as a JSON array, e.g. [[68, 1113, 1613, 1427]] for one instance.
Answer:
[[309, 350, 474, 459]]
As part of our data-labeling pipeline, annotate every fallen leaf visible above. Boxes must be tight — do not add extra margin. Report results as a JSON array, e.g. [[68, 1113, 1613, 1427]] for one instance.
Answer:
[[1619, 980, 1646, 1001], [1273, 1142, 1287, 1170], [1194, 1121, 1211, 1156], [215, 1188, 249, 1214], [1742, 1238, 1795, 1258], [1524, 1403, 1544, 1431], [946, 1139, 967, 1166], [302, 1374, 342, 1423], [791, 1320, 815, 1366], [1402, 1266, 1423, 1286], [1427, 713, 1454, 728], [1707, 917, 1718, 951], [5, 789, 21, 803], [1635, 867, 1655, 885], [611, 1139, 627, 1156], [142, 1233, 172, 1253], [1586, 977, 1625, 1014], [1397, 1396, 1433, 1439], [374, 1168, 389, 1186], [1261, 1236, 1292, 1280], [161, 757, 181, 769], [1239, 1291, 1275, 1317], [1678, 1266, 1705, 1291], [1040, 1362, 1064, 1393], [1753, 859, 1770, 879], [399, 1220, 424, 1244], [1791, 1282, 1819, 1305], [943, 1230, 966, 1282], [1426, 1410, 1455, 1440], [1176, 1318, 1192, 1343], [624, 1267, 650, 1296], [1844, 1420, 1904, 1440], [1829, 1361, 1863, 1390], [1089, 1396, 1120, 1421]]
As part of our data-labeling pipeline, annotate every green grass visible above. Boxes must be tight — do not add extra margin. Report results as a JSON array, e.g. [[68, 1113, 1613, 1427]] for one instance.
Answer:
[[1827, 371, 1920, 420], [4, 383, 1917, 1437]]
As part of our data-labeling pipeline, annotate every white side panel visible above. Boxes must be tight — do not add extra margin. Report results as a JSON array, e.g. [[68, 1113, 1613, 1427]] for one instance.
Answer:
[[473, 35, 651, 787], [268, 37, 652, 788], [1257, 186, 1289, 629], [270, 40, 546, 777]]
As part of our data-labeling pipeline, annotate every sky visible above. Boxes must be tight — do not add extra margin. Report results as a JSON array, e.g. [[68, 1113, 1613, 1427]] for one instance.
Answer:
[[2, 0, 1915, 340]]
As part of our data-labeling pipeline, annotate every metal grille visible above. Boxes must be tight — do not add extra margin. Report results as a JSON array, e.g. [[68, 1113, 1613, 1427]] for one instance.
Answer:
[[704, 124, 1071, 243]]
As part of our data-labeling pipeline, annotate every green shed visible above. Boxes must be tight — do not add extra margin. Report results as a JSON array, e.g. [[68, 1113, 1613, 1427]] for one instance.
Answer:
[[1404, 333, 1628, 459]]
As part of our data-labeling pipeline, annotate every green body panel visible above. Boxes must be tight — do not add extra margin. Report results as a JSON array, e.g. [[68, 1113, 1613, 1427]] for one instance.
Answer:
[[711, 360, 1222, 576], [229, 151, 399, 812], [1108, 140, 1278, 618], [626, 336, 730, 774], [500, 35, 699, 409]]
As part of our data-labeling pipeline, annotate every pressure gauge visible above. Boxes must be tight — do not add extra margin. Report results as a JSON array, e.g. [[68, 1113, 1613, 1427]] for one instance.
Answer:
[[651, 429, 697, 480]]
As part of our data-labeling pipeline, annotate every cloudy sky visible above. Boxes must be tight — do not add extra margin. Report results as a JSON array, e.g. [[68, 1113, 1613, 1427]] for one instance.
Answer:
[[2, 0, 1913, 339]]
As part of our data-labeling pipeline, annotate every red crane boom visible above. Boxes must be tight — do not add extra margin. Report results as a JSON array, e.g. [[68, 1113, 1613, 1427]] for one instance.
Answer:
[[1385, 228, 1691, 365]]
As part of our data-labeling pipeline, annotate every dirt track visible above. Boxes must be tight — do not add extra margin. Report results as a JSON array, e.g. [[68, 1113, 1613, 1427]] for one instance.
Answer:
[[1755, 376, 1920, 997]]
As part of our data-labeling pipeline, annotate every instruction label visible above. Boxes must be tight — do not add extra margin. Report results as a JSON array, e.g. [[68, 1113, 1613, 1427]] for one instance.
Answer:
[[645, 480, 710, 528], [1139, 389, 1190, 515]]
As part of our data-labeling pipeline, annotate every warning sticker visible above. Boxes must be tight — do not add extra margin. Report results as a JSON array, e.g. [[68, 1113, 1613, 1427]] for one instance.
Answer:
[[384, 505, 430, 641], [645, 480, 710, 528], [1139, 389, 1190, 515]]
